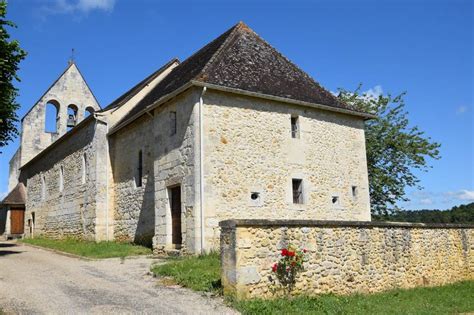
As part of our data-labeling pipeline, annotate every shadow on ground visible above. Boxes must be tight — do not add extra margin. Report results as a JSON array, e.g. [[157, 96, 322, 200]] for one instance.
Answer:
[[0, 250, 22, 257], [0, 242, 22, 256], [0, 243, 17, 248]]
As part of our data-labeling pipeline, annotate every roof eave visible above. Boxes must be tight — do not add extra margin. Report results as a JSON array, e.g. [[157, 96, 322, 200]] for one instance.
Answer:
[[191, 81, 377, 120], [108, 80, 376, 135], [108, 81, 194, 135], [19, 114, 97, 171]]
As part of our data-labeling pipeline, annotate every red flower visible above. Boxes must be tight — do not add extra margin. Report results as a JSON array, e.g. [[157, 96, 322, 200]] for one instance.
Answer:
[[281, 249, 288, 256], [272, 263, 278, 272], [303, 249, 307, 253], [288, 251, 295, 257], [291, 261, 296, 267]]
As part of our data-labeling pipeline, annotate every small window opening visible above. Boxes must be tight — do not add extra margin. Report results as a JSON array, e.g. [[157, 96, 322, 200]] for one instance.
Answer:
[[67, 105, 78, 131], [332, 195, 340, 206], [59, 166, 64, 192], [41, 174, 46, 201], [291, 116, 300, 139], [136, 150, 143, 187], [84, 106, 95, 118], [292, 179, 303, 204], [81, 153, 87, 184], [250, 192, 260, 201], [170, 111, 177, 135], [352, 186, 358, 198], [45, 100, 60, 133]]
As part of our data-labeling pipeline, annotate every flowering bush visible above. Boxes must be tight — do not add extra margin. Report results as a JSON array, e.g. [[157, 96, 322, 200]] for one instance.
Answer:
[[270, 244, 307, 295]]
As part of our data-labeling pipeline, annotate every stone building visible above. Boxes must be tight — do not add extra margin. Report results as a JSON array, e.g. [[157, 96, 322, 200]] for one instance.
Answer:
[[1, 22, 373, 253]]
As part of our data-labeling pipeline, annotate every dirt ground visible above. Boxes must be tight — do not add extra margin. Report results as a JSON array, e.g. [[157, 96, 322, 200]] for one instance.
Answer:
[[0, 241, 238, 314]]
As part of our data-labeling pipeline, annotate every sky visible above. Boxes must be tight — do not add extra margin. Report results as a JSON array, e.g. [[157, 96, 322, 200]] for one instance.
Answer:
[[1, 0, 473, 210]]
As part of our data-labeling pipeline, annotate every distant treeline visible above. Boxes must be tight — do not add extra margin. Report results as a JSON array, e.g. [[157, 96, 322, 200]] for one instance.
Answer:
[[374, 202, 474, 223]]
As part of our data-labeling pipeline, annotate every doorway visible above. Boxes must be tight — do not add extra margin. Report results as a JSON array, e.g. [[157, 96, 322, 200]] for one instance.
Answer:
[[169, 186, 182, 247], [10, 207, 25, 235]]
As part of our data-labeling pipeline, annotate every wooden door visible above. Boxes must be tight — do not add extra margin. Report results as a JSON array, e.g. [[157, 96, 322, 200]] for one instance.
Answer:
[[170, 186, 182, 246], [10, 208, 25, 234]]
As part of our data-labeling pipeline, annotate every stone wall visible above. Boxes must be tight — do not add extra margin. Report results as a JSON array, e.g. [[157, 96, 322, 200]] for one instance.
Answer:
[[110, 115, 156, 247], [22, 118, 109, 241], [203, 90, 370, 249], [152, 89, 199, 254], [110, 88, 200, 252], [20, 63, 100, 167], [220, 220, 474, 300], [8, 148, 21, 191]]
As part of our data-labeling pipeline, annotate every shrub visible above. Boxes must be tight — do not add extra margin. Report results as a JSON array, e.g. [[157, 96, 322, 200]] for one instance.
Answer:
[[269, 244, 307, 295]]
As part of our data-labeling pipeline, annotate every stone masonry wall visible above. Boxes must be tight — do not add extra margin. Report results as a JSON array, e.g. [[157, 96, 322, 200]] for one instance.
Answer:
[[110, 115, 156, 247], [8, 148, 21, 191], [220, 220, 474, 300], [153, 89, 199, 254], [20, 63, 100, 167], [111, 88, 199, 253], [203, 90, 370, 249], [23, 119, 105, 240]]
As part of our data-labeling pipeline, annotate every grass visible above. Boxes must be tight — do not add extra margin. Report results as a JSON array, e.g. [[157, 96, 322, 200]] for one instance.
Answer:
[[151, 253, 474, 314], [151, 251, 221, 292], [232, 281, 474, 314], [20, 237, 152, 258]]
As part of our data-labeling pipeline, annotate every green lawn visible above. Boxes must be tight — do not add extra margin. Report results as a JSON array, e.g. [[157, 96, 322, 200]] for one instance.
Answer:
[[151, 252, 221, 292], [232, 281, 474, 315], [151, 253, 474, 314], [21, 237, 152, 259]]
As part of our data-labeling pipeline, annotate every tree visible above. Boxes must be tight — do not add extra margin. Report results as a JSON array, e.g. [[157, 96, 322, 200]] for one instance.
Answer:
[[337, 85, 441, 216], [0, 1, 26, 153]]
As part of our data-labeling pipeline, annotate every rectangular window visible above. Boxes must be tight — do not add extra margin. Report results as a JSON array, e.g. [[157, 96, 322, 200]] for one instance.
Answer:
[[292, 178, 303, 204], [291, 116, 299, 138], [136, 150, 143, 188], [351, 186, 358, 199], [59, 166, 64, 192], [170, 111, 177, 136], [41, 175, 46, 201], [81, 153, 86, 185]]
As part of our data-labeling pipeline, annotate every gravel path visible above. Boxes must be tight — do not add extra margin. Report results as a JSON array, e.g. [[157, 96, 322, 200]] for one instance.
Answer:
[[0, 241, 238, 314]]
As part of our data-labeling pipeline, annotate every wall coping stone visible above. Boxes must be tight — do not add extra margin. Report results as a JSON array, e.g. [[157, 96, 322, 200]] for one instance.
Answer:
[[219, 219, 474, 229]]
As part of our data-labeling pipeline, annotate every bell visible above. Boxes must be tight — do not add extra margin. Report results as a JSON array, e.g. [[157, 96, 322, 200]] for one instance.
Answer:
[[67, 114, 76, 128]]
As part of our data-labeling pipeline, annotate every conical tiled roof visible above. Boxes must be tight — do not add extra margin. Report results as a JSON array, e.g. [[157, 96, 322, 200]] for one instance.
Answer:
[[1, 183, 26, 206], [118, 22, 359, 126]]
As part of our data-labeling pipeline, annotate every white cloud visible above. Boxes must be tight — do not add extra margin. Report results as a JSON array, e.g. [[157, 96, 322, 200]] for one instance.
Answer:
[[364, 85, 383, 100], [0, 191, 7, 201], [77, 0, 115, 12], [330, 85, 383, 99], [419, 198, 433, 205], [456, 190, 474, 201], [43, 0, 115, 15], [456, 105, 468, 114], [400, 189, 474, 210]]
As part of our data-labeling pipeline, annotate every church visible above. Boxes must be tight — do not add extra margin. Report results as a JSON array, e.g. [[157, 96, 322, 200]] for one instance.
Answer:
[[1, 22, 373, 254]]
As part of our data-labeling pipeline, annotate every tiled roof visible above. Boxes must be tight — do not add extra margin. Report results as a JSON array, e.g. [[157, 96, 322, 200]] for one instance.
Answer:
[[117, 22, 362, 127], [101, 58, 180, 112], [1, 183, 26, 206]]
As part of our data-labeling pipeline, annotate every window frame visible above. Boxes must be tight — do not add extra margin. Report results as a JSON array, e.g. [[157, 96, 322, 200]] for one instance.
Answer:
[[81, 153, 87, 185], [292, 178, 304, 204], [170, 111, 177, 136], [41, 174, 46, 201], [136, 150, 143, 188], [59, 165, 64, 193], [291, 115, 300, 139]]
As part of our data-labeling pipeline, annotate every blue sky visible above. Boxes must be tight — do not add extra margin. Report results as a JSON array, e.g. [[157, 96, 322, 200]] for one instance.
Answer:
[[1, 0, 472, 210]]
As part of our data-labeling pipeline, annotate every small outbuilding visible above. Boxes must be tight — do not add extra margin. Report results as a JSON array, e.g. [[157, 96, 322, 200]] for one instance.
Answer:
[[0, 183, 27, 239]]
